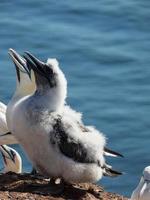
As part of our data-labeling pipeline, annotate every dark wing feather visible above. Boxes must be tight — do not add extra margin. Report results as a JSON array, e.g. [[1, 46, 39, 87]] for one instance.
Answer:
[[102, 164, 122, 177], [50, 118, 96, 164], [104, 147, 124, 158], [77, 122, 124, 158]]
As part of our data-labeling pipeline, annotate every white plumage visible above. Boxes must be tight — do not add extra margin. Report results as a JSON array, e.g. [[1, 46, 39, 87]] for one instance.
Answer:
[[7, 50, 122, 186], [0, 49, 36, 145], [0, 102, 7, 133], [0, 145, 22, 173], [7, 49, 123, 158], [131, 166, 150, 200], [7, 49, 35, 134], [0, 102, 17, 145]]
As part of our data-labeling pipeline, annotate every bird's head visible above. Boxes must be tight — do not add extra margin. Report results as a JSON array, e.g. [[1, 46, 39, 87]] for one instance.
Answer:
[[0, 145, 22, 173], [23, 52, 67, 109], [8, 49, 36, 97]]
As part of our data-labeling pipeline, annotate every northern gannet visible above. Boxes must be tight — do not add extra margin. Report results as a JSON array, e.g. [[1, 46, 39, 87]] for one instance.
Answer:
[[0, 48, 35, 145], [6, 49, 36, 134], [7, 49, 123, 159], [0, 145, 22, 173], [131, 166, 150, 200], [8, 51, 122, 193]]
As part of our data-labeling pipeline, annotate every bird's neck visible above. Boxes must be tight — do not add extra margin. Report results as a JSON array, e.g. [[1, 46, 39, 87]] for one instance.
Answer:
[[34, 87, 65, 112], [12, 79, 34, 101]]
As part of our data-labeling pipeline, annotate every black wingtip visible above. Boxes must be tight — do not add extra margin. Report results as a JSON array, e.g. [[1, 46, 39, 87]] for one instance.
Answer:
[[104, 147, 124, 158], [103, 165, 123, 177]]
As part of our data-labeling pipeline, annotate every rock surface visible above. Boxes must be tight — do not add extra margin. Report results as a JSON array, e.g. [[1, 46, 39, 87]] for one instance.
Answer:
[[0, 173, 128, 200]]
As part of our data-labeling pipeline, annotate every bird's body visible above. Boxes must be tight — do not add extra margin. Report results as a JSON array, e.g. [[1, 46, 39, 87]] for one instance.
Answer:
[[0, 102, 7, 134], [7, 51, 122, 185], [7, 49, 123, 158], [0, 102, 6, 113], [9, 98, 106, 182], [0, 145, 22, 173], [0, 102, 17, 145], [0, 49, 35, 146], [131, 166, 150, 200]]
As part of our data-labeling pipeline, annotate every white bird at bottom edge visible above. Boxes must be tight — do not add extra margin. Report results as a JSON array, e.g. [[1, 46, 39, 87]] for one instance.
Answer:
[[131, 166, 150, 200]]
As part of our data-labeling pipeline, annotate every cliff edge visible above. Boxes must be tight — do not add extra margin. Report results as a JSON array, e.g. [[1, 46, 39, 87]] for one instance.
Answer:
[[0, 173, 127, 200]]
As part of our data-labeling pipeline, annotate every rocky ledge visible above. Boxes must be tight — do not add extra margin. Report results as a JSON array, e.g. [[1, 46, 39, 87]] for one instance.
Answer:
[[0, 173, 127, 200]]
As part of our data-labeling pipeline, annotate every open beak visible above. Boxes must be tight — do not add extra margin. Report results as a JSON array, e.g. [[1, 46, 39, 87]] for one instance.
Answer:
[[0, 145, 15, 164], [8, 48, 30, 81], [104, 147, 124, 158]]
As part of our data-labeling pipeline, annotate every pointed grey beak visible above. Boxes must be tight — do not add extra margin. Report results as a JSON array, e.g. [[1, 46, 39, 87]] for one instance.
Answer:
[[25, 51, 45, 67], [8, 49, 31, 80], [0, 145, 15, 164], [23, 51, 45, 76], [23, 51, 56, 88]]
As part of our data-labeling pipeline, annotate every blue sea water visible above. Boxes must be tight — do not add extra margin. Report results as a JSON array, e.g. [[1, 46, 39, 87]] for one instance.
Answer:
[[0, 0, 150, 197]]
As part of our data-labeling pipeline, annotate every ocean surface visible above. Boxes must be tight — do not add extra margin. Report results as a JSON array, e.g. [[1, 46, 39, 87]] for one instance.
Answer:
[[0, 0, 150, 197]]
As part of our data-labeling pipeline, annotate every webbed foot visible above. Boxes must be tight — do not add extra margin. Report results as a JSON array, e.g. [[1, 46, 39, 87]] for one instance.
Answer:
[[48, 177, 64, 195]]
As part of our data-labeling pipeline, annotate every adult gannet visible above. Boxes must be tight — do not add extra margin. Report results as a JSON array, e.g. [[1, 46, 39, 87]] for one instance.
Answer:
[[131, 166, 150, 200], [6, 49, 36, 134], [8, 51, 122, 193], [0, 48, 35, 145], [0, 145, 22, 173]]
